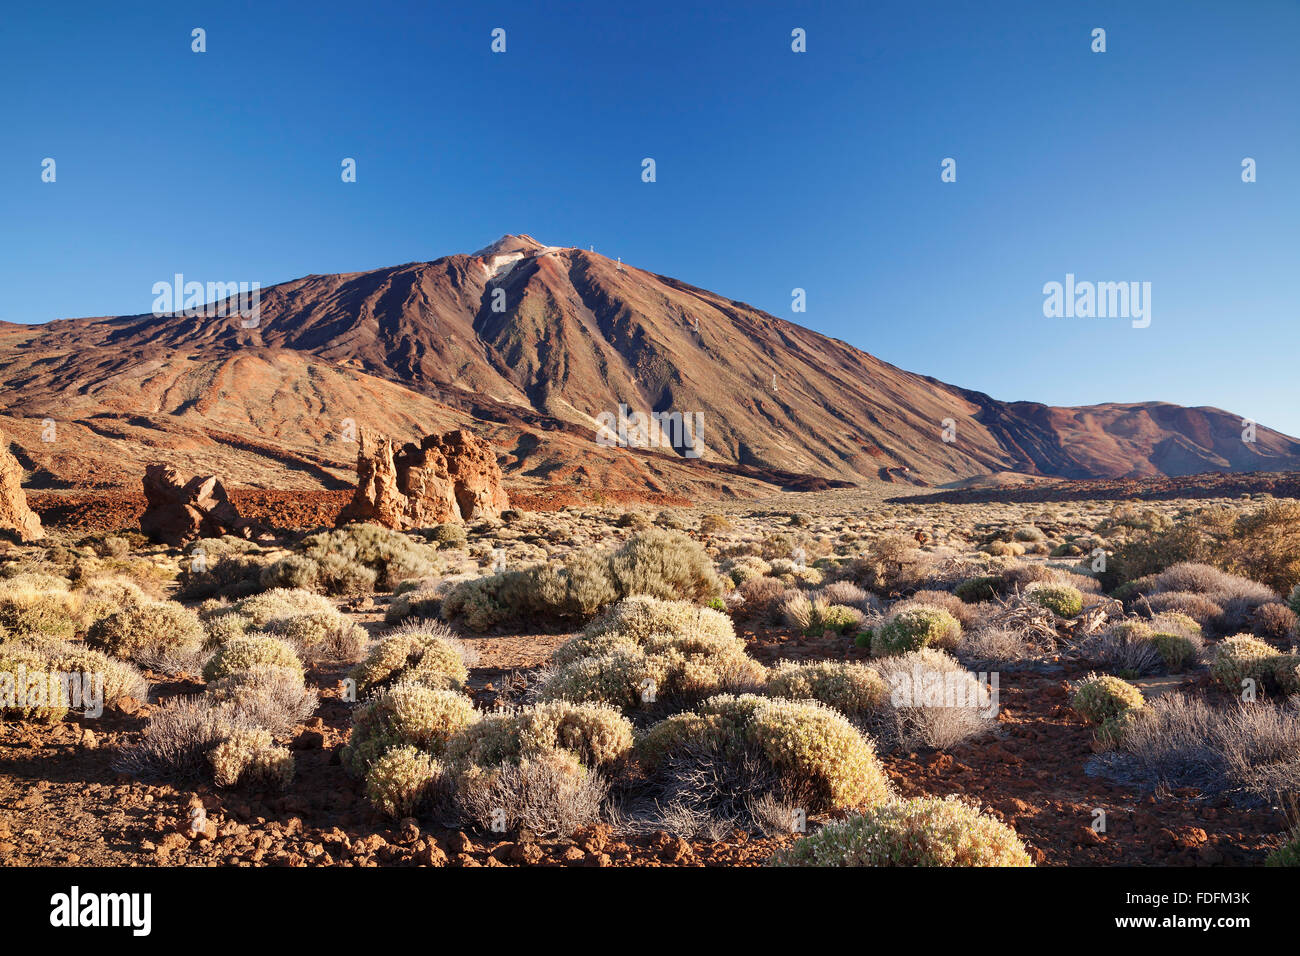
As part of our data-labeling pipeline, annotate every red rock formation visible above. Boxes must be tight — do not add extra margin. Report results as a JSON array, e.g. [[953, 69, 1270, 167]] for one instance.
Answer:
[[139, 464, 255, 545], [0, 433, 43, 541], [337, 429, 509, 528]]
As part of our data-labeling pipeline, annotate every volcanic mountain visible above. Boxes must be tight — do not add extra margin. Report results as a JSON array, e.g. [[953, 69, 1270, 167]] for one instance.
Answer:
[[3, 233, 1298, 499]]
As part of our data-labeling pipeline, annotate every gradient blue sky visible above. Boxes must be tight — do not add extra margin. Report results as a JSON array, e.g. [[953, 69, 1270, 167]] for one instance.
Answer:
[[5, 1, 1298, 433]]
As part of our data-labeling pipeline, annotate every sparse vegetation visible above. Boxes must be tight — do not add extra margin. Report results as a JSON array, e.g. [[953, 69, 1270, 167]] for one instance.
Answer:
[[441, 532, 722, 631], [9, 483, 1300, 869]]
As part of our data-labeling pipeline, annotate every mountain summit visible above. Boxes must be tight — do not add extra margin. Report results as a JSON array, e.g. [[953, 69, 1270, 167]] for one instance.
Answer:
[[2, 235, 1297, 495]]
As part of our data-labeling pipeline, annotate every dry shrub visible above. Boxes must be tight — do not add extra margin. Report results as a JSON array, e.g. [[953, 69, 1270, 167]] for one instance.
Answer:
[[636, 694, 891, 813], [763, 660, 887, 717], [868, 648, 995, 751], [439, 574, 511, 631], [872, 604, 961, 656], [538, 599, 763, 711], [76, 575, 150, 609], [439, 536, 687, 632], [448, 700, 634, 771], [1080, 624, 1167, 678], [768, 558, 824, 587], [209, 726, 294, 789], [349, 622, 475, 693], [206, 664, 319, 737], [222, 588, 338, 629], [1128, 562, 1278, 634], [613, 735, 802, 841], [2, 639, 149, 715], [454, 750, 607, 838], [296, 524, 438, 592], [201, 589, 366, 663], [537, 633, 766, 712], [909, 589, 976, 627], [724, 556, 773, 586], [577, 595, 735, 650], [1099, 692, 1300, 797], [365, 746, 445, 819], [1107, 520, 1216, 586], [384, 582, 442, 624], [698, 514, 732, 535], [263, 550, 380, 597], [1210, 635, 1300, 697], [87, 601, 205, 672], [425, 523, 468, 548], [607, 529, 722, 603], [780, 594, 862, 636], [771, 795, 1032, 867], [815, 581, 876, 612], [957, 627, 1050, 668], [0, 646, 70, 721], [954, 576, 1000, 603], [1149, 563, 1276, 603], [114, 696, 254, 781], [999, 563, 1060, 592], [1142, 591, 1224, 627], [178, 538, 275, 599], [1252, 603, 1298, 641], [508, 550, 621, 618], [1148, 611, 1204, 639], [342, 683, 478, 775], [273, 611, 368, 663], [1108, 504, 1300, 596], [848, 535, 932, 596], [617, 511, 652, 530], [736, 576, 793, 622], [202, 634, 303, 683], [984, 540, 1024, 558], [1218, 501, 1300, 596]]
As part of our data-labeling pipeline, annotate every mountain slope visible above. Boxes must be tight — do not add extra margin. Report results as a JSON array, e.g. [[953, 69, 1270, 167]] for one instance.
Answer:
[[2, 234, 1297, 495]]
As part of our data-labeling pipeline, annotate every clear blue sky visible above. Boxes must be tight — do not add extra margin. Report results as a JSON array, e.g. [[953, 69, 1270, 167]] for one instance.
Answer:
[[4, 0, 1298, 434]]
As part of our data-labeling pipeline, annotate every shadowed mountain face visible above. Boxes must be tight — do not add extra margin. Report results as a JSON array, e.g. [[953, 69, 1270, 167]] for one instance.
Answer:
[[3, 234, 1298, 494]]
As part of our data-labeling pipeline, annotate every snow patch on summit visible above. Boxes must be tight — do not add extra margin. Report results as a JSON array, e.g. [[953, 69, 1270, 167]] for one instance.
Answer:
[[475, 234, 562, 280], [483, 252, 525, 280]]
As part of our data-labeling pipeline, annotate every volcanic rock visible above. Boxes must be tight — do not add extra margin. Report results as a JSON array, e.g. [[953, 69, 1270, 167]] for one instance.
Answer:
[[139, 464, 254, 545], [336, 429, 509, 528], [0, 432, 43, 541]]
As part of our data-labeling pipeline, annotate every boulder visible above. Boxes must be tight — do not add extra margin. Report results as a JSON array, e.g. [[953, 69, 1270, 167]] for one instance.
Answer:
[[0, 434, 43, 542], [139, 464, 255, 546], [337, 429, 509, 529]]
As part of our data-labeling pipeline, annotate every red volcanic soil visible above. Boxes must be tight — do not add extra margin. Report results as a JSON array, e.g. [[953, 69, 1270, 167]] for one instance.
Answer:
[[27, 490, 352, 535], [27, 485, 695, 535]]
